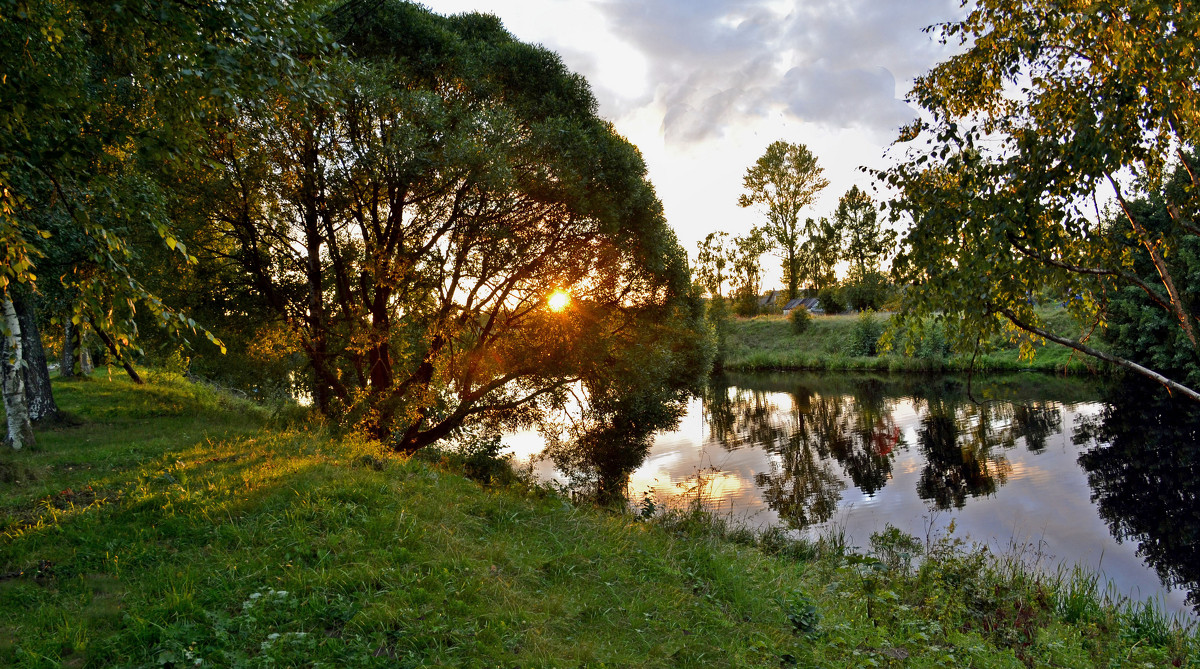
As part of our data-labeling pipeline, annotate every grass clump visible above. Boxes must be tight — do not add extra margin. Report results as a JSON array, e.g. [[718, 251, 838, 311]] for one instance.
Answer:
[[0, 375, 1195, 667]]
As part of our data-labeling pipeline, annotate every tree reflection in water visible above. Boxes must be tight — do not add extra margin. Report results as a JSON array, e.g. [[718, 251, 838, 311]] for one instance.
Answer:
[[704, 374, 1075, 525], [706, 374, 901, 529], [1075, 381, 1200, 613], [695, 372, 1200, 613]]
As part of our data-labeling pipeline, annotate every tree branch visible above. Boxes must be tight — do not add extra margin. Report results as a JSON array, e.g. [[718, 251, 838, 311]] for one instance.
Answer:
[[999, 307, 1200, 402]]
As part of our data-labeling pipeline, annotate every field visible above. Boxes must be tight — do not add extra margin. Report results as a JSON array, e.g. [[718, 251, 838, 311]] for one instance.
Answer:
[[722, 308, 1101, 374]]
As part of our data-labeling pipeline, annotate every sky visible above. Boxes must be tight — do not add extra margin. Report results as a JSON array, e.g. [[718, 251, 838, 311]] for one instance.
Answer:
[[422, 0, 968, 285]]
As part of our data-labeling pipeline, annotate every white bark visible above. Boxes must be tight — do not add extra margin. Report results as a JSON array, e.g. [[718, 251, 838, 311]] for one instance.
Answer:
[[2, 296, 35, 450]]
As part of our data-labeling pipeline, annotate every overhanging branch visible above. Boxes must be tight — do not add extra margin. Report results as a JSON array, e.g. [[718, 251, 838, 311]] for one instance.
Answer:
[[999, 307, 1200, 402]]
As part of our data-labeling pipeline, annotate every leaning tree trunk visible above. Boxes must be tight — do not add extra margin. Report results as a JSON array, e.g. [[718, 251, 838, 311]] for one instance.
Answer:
[[60, 317, 77, 379], [90, 321, 142, 385], [1, 296, 35, 450], [14, 292, 58, 422]]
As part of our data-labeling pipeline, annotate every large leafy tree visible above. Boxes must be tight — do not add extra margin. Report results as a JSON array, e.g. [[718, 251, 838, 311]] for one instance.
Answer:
[[795, 216, 842, 293], [729, 230, 769, 317], [738, 141, 829, 299], [881, 0, 1200, 399], [0, 0, 302, 446], [208, 2, 706, 453]]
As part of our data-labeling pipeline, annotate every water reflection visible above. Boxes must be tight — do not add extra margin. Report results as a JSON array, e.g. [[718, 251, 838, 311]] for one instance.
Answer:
[[503, 372, 1200, 616], [650, 371, 1199, 617], [1075, 382, 1200, 612], [707, 374, 1072, 517]]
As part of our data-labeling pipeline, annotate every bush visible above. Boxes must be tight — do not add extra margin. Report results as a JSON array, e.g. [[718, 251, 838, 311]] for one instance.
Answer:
[[817, 285, 845, 314], [848, 311, 883, 356], [789, 305, 812, 335], [733, 288, 759, 317], [843, 271, 891, 312]]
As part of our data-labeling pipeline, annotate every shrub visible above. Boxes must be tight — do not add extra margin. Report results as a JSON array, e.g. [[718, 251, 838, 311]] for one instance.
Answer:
[[848, 311, 883, 356], [733, 288, 759, 317], [843, 271, 891, 312], [789, 305, 812, 334], [817, 285, 845, 314]]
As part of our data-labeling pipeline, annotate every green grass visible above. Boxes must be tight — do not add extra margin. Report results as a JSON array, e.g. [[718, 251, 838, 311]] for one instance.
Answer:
[[724, 309, 1103, 374], [1, 374, 1195, 667]]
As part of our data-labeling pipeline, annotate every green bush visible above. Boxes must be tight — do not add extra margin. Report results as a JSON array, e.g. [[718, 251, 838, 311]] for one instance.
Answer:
[[733, 288, 759, 317], [843, 271, 891, 312], [789, 305, 812, 334], [848, 311, 883, 357], [817, 285, 845, 314]]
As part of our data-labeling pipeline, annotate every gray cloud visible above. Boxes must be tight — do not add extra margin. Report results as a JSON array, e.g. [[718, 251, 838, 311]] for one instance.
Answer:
[[594, 0, 963, 143]]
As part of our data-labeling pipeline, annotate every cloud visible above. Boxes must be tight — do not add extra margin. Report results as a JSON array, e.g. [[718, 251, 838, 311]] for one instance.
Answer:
[[594, 0, 963, 143]]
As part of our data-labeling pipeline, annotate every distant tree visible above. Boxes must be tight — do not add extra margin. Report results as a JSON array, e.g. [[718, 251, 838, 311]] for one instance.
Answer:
[[695, 231, 731, 299], [738, 141, 829, 299], [836, 186, 894, 280], [797, 216, 842, 292], [730, 230, 769, 317], [878, 0, 1200, 400]]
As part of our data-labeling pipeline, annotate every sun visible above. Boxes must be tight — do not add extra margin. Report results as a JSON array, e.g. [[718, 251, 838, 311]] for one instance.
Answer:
[[547, 290, 571, 312]]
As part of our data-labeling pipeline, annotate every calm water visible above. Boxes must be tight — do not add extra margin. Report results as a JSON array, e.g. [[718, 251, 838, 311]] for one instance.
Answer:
[[507, 372, 1200, 620]]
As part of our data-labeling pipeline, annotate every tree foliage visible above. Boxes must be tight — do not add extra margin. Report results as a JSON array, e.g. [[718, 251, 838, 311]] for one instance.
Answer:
[[738, 141, 829, 299], [836, 186, 894, 281], [694, 231, 731, 299], [198, 1, 707, 452], [796, 216, 842, 293], [0, 0, 302, 355], [880, 0, 1200, 399], [729, 230, 769, 317]]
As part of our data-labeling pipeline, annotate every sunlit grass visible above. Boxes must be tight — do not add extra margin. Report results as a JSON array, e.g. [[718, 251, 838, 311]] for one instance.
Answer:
[[0, 373, 1193, 666]]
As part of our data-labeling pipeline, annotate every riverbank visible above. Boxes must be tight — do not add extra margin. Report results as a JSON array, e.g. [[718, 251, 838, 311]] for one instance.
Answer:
[[2, 375, 1194, 666], [723, 309, 1104, 374]]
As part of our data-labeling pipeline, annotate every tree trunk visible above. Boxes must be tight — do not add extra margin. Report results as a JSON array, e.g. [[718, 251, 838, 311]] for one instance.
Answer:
[[79, 331, 94, 375], [14, 292, 58, 422], [2, 296, 35, 450], [60, 317, 77, 379], [786, 247, 799, 300], [90, 322, 143, 385]]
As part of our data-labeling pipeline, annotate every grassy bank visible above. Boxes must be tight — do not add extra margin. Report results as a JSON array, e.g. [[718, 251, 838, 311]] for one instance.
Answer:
[[724, 309, 1103, 374], [2, 375, 1195, 667]]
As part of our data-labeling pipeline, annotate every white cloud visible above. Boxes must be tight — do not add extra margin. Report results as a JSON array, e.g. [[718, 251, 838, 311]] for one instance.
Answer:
[[421, 0, 965, 284]]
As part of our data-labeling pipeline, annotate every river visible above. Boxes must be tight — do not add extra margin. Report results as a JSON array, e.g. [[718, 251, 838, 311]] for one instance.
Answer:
[[505, 371, 1200, 622]]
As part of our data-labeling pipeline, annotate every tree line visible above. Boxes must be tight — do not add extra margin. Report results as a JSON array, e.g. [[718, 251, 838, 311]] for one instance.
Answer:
[[694, 141, 896, 317]]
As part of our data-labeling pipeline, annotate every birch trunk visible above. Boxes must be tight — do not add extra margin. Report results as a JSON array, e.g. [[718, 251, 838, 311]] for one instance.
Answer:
[[15, 293, 58, 422], [2, 296, 35, 450]]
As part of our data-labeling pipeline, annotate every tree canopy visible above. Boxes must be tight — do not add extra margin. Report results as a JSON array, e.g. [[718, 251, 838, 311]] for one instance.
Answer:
[[194, 1, 707, 453], [738, 141, 829, 300], [880, 0, 1200, 399], [836, 186, 893, 281]]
